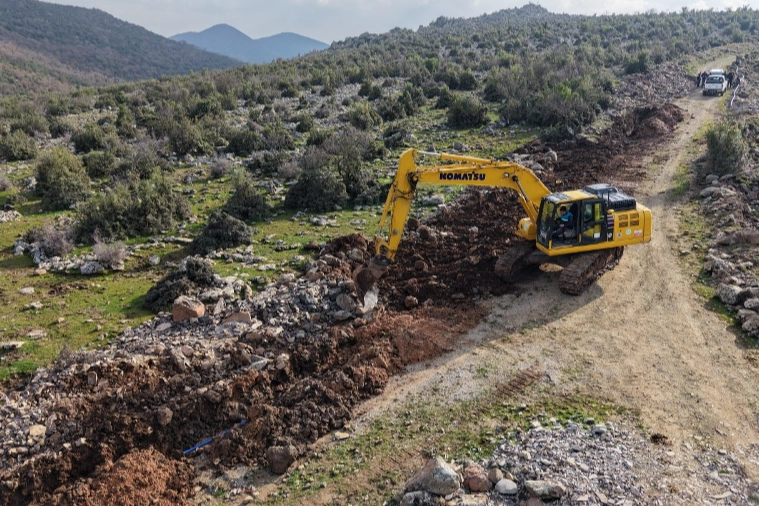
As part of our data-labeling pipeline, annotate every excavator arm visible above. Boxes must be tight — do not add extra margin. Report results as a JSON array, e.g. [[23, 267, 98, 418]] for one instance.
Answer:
[[375, 149, 552, 260]]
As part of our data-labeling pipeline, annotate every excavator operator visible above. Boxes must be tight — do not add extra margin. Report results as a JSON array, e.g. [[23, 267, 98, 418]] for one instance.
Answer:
[[555, 206, 575, 241]]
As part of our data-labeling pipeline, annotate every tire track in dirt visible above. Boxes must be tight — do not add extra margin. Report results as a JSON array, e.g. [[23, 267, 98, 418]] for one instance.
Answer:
[[344, 56, 759, 499]]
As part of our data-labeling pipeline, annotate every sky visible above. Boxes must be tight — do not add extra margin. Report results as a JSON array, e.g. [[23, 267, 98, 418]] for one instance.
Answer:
[[47, 0, 750, 43]]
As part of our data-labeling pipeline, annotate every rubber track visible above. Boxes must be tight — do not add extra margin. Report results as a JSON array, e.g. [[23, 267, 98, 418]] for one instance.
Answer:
[[494, 241, 535, 282], [559, 247, 624, 295]]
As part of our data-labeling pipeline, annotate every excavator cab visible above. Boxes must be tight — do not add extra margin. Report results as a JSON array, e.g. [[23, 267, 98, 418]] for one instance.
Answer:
[[536, 196, 581, 249]]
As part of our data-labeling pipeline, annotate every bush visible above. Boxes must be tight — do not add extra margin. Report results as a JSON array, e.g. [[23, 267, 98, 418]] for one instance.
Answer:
[[226, 128, 265, 156], [245, 152, 289, 177], [169, 118, 209, 157], [26, 224, 74, 258], [346, 102, 381, 130], [0, 176, 14, 191], [223, 173, 270, 221], [143, 257, 219, 313], [295, 113, 314, 133], [35, 148, 90, 211], [447, 94, 489, 128], [93, 241, 128, 269], [209, 158, 231, 179], [75, 172, 191, 242], [11, 113, 48, 136], [190, 210, 253, 255], [706, 121, 747, 176], [82, 150, 117, 179], [49, 117, 74, 138], [0, 130, 37, 161], [71, 124, 111, 153], [263, 124, 295, 150], [115, 139, 169, 180], [285, 166, 348, 212]]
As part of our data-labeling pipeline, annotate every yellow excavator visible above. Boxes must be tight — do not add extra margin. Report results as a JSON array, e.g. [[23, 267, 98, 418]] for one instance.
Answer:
[[371, 149, 652, 294]]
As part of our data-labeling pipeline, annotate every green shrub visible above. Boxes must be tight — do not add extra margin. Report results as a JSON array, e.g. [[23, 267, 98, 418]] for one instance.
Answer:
[[246, 152, 290, 177], [143, 257, 219, 313], [82, 150, 117, 179], [346, 102, 381, 130], [0, 130, 38, 161], [75, 172, 191, 242], [115, 104, 138, 139], [263, 124, 295, 150], [11, 113, 48, 136], [190, 210, 253, 255], [226, 128, 265, 156], [706, 121, 747, 176], [115, 140, 170, 180], [169, 118, 209, 157], [447, 94, 489, 128], [71, 124, 111, 153], [49, 117, 74, 138], [285, 165, 348, 212], [35, 148, 90, 211], [223, 174, 270, 221], [295, 113, 314, 133]]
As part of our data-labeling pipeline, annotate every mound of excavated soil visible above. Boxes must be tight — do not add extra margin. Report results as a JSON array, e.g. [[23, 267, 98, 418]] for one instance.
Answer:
[[0, 103, 683, 506]]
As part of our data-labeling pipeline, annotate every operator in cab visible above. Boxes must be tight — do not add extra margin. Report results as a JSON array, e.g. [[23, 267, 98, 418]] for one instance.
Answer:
[[555, 205, 575, 241]]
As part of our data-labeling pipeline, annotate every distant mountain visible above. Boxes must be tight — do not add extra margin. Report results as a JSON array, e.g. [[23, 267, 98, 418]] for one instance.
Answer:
[[171, 24, 329, 64], [0, 0, 242, 94]]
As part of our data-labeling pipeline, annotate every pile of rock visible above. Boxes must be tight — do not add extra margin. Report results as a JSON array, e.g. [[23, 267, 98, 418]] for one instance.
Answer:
[[0, 210, 21, 222], [396, 419, 756, 505], [0, 243, 376, 471]]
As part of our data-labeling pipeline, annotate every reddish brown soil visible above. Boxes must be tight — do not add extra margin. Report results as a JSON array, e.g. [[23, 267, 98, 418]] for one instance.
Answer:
[[0, 104, 683, 506]]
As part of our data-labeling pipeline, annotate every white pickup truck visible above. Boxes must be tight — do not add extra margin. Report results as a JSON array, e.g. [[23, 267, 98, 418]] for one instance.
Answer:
[[703, 73, 727, 96]]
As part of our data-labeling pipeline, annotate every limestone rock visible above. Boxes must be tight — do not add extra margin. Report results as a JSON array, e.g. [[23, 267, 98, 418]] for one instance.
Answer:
[[404, 456, 461, 496], [80, 261, 105, 275], [717, 283, 749, 306], [172, 296, 205, 322], [524, 480, 567, 499], [495, 479, 518, 495]]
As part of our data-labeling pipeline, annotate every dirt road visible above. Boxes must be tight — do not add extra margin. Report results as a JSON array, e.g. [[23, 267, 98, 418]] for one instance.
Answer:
[[350, 61, 759, 494]]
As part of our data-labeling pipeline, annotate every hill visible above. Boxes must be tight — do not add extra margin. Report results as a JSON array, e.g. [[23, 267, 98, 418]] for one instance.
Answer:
[[0, 0, 242, 95], [170, 24, 329, 64]]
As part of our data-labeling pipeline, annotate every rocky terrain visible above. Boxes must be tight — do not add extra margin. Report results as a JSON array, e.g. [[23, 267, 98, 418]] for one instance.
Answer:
[[3, 54, 759, 506]]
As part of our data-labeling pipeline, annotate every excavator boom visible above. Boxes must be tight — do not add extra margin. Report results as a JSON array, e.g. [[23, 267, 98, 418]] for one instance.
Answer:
[[375, 149, 551, 260]]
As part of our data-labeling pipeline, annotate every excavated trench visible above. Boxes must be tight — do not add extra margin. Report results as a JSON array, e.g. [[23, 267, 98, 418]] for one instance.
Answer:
[[0, 104, 683, 506]]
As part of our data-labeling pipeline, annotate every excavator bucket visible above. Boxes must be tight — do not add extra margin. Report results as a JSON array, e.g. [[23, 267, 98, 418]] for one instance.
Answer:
[[353, 255, 390, 299]]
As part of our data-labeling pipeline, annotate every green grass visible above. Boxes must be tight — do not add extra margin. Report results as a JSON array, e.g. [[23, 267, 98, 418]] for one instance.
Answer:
[[671, 164, 691, 199], [260, 386, 625, 505]]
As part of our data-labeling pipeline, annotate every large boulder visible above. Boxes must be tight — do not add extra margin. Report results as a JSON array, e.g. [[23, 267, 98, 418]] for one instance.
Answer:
[[404, 456, 461, 496], [172, 295, 205, 322]]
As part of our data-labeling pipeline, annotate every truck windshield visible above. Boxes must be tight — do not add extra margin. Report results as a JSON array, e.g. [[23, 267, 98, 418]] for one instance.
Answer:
[[706, 76, 723, 83]]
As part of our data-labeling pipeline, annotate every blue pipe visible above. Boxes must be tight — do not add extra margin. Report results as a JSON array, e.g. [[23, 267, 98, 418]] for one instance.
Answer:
[[183, 419, 247, 455]]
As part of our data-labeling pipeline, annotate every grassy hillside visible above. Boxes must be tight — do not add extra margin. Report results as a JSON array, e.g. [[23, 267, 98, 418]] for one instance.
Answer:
[[0, 0, 242, 95], [0, 5, 758, 380]]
